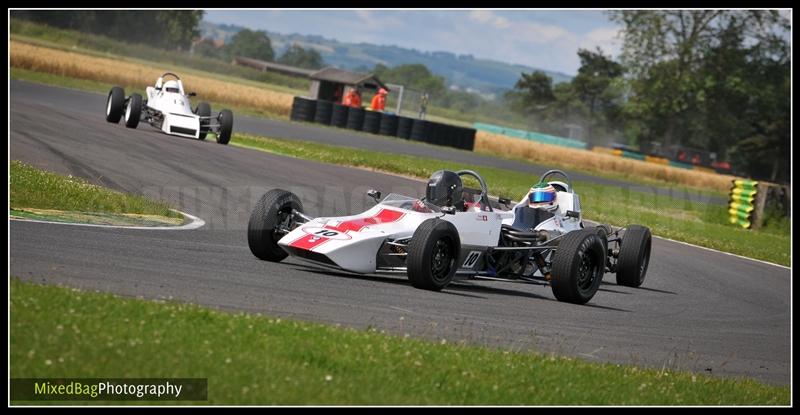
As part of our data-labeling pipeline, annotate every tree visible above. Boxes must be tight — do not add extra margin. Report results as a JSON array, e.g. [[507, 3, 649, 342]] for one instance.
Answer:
[[12, 10, 204, 50], [372, 63, 447, 97], [571, 48, 624, 147], [277, 44, 325, 69], [609, 10, 790, 181], [512, 71, 556, 112], [225, 29, 274, 62]]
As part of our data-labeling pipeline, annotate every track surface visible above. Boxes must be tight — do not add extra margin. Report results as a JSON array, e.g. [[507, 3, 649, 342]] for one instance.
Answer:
[[10, 81, 790, 385]]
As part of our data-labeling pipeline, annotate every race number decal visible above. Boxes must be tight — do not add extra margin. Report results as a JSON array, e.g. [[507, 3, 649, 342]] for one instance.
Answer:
[[301, 227, 352, 240], [462, 251, 481, 269]]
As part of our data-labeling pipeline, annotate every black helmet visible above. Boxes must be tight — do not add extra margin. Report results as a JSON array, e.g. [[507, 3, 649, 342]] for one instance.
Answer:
[[426, 170, 463, 207]]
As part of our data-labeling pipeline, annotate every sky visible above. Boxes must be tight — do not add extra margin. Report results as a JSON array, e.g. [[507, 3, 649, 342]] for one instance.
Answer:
[[203, 9, 624, 75]]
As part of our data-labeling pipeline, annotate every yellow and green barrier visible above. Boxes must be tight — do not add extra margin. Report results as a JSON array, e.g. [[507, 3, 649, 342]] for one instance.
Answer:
[[728, 179, 758, 229]]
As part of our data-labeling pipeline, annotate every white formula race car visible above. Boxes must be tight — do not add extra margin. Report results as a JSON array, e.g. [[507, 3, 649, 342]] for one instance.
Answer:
[[247, 169, 653, 304], [105, 72, 233, 144]]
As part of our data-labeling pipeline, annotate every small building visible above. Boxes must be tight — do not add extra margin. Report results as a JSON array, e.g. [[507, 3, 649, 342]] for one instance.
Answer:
[[308, 67, 389, 103]]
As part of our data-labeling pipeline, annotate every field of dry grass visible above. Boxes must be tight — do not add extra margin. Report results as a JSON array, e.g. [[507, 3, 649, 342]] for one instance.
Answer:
[[10, 41, 295, 118], [474, 131, 738, 193]]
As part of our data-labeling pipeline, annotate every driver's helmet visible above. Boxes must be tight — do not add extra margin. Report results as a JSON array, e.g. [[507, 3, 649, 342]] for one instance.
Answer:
[[426, 170, 463, 208], [528, 182, 558, 211], [163, 80, 181, 94]]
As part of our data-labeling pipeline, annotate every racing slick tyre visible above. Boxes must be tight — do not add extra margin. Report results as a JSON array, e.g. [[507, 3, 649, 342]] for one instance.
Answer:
[[615, 225, 652, 287], [550, 228, 606, 304], [407, 219, 461, 291], [594, 224, 613, 254], [105, 86, 125, 123], [124, 93, 142, 128], [248, 189, 304, 262], [195, 102, 211, 140], [216, 109, 233, 145]]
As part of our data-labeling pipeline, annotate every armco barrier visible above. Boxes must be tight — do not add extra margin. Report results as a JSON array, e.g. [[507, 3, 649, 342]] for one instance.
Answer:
[[474, 122, 587, 149], [330, 103, 349, 128], [313, 100, 333, 125], [290, 96, 316, 122]]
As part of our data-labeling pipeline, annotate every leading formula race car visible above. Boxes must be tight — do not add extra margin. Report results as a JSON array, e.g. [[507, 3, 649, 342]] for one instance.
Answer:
[[105, 72, 234, 144], [247, 169, 652, 304]]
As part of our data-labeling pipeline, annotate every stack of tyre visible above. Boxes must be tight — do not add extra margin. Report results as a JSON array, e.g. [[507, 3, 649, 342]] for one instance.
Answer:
[[288, 96, 477, 152], [290, 97, 316, 122]]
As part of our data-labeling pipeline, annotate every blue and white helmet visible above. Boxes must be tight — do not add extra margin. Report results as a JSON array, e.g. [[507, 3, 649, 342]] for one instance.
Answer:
[[528, 182, 558, 211]]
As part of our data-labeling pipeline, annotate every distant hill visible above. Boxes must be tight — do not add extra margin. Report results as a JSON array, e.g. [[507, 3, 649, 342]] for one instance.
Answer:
[[200, 20, 572, 99]]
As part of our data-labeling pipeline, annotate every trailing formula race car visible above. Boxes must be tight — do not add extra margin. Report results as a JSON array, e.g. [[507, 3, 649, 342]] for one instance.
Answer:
[[105, 72, 234, 144], [247, 169, 653, 304]]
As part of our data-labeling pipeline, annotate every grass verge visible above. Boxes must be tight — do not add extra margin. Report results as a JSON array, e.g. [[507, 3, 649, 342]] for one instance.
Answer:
[[10, 279, 789, 405], [230, 133, 790, 266], [10, 160, 182, 225]]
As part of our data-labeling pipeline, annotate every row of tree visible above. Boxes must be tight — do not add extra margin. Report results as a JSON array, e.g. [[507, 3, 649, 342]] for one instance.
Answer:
[[507, 10, 790, 182], [12, 10, 204, 51], [194, 29, 325, 70], [12, 10, 326, 71]]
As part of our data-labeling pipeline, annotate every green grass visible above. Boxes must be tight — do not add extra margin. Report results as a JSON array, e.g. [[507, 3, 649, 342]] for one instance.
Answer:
[[10, 279, 789, 405], [10, 160, 181, 219], [230, 133, 790, 266]]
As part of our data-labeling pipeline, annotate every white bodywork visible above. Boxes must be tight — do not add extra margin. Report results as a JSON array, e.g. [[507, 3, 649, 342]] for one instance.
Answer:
[[278, 181, 581, 274], [144, 77, 201, 139]]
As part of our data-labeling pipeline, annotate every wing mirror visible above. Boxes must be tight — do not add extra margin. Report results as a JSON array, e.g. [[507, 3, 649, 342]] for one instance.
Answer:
[[441, 206, 456, 215], [498, 196, 511, 208], [565, 210, 580, 219], [366, 189, 382, 203], [188, 92, 197, 97]]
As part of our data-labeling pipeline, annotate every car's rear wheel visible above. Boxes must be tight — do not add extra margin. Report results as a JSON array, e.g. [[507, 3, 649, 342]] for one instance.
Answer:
[[195, 102, 211, 140], [615, 225, 652, 287], [216, 109, 233, 145], [407, 219, 460, 291], [106, 86, 125, 123], [124, 93, 142, 128], [550, 229, 606, 304], [247, 189, 303, 262]]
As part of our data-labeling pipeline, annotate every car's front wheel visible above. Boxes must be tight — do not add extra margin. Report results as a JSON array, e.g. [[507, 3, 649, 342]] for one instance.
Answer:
[[406, 219, 460, 291], [124, 93, 142, 128], [247, 189, 303, 262], [216, 109, 233, 145], [106, 86, 125, 123], [550, 229, 606, 304], [195, 102, 211, 140], [615, 225, 652, 287]]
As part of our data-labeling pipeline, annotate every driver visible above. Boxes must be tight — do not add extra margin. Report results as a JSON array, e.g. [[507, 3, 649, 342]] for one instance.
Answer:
[[526, 182, 559, 212], [163, 80, 181, 94], [425, 170, 464, 210]]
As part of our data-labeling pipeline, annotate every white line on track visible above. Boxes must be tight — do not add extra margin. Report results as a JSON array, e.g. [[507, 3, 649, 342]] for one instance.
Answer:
[[9, 210, 205, 230]]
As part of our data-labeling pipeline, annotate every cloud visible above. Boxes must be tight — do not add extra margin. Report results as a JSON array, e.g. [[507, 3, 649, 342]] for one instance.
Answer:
[[468, 10, 510, 29]]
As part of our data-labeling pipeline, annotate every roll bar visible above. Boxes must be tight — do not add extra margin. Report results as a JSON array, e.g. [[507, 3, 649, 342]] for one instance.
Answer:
[[456, 169, 492, 212], [538, 169, 573, 193]]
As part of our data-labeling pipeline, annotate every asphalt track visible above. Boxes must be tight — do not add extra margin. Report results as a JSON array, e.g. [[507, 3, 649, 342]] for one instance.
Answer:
[[9, 81, 790, 385]]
